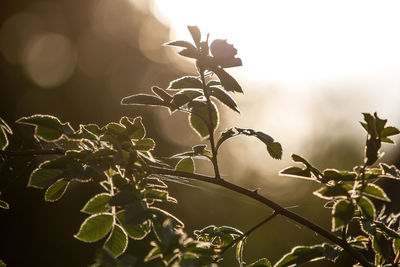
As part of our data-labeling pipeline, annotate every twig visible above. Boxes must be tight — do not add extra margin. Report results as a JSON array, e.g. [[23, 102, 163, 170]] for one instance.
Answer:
[[147, 166, 373, 267], [219, 211, 278, 255]]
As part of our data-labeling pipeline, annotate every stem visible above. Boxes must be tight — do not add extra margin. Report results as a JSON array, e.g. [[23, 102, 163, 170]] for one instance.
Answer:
[[147, 166, 373, 267], [219, 212, 278, 255], [0, 148, 373, 266], [199, 68, 221, 179]]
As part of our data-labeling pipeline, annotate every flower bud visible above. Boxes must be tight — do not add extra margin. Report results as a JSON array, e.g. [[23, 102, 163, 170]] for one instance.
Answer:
[[210, 39, 237, 59]]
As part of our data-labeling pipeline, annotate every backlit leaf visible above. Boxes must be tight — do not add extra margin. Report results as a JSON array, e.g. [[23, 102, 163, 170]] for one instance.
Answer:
[[104, 224, 128, 258], [164, 40, 196, 50], [280, 166, 312, 179], [187, 25, 201, 47], [212, 67, 243, 93], [134, 138, 155, 151], [189, 101, 219, 139], [17, 115, 73, 141], [121, 94, 166, 106], [81, 193, 111, 214], [372, 231, 392, 262], [44, 179, 69, 202], [360, 183, 390, 202], [116, 211, 150, 240], [151, 86, 172, 102], [74, 213, 113, 243], [266, 142, 282, 160], [29, 168, 64, 189], [332, 199, 354, 231], [381, 126, 400, 138], [208, 86, 239, 113], [167, 76, 203, 90], [175, 157, 195, 173], [313, 184, 351, 200], [275, 245, 328, 267], [357, 196, 376, 221]]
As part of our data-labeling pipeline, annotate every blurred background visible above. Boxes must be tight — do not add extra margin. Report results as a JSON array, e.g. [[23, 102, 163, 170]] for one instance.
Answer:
[[0, 0, 400, 266]]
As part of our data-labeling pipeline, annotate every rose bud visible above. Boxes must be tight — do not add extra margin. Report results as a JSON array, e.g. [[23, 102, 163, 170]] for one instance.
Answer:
[[210, 39, 242, 68]]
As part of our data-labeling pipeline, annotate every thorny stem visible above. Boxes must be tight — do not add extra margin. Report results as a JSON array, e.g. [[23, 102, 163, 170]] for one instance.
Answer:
[[199, 67, 221, 179], [147, 166, 374, 267], [219, 212, 278, 256], [0, 148, 373, 267]]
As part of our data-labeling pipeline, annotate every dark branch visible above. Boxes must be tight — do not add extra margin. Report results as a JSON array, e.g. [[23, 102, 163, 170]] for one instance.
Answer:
[[147, 166, 373, 267]]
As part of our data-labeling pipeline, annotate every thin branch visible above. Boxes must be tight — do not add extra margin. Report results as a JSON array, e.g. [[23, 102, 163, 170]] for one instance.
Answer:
[[220, 211, 278, 255], [147, 166, 373, 267]]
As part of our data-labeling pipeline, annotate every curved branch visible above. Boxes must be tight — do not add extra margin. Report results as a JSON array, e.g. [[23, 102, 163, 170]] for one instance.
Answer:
[[147, 166, 373, 267]]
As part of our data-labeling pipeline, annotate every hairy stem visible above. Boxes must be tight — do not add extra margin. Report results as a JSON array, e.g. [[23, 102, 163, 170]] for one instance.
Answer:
[[219, 212, 278, 255], [199, 68, 221, 179], [147, 166, 373, 267]]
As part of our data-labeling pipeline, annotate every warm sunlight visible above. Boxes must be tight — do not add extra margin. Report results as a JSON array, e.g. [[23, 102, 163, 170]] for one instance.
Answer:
[[153, 0, 400, 84]]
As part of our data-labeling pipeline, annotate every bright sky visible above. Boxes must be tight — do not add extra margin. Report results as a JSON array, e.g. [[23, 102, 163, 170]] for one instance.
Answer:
[[153, 0, 400, 83]]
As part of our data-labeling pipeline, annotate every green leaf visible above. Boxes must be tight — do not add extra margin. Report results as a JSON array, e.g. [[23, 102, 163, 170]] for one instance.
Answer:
[[266, 142, 283, 160], [381, 126, 400, 138], [116, 211, 150, 240], [291, 154, 322, 180], [0, 259, 6, 267], [29, 168, 64, 189], [274, 245, 327, 267], [0, 199, 9, 209], [247, 258, 272, 267], [167, 76, 203, 90], [187, 25, 201, 47], [372, 231, 392, 262], [313, 184, 351, 200], [360, 183, 390, 202], [189, 101, 219, 139], [279, 166, 312, 179], [380, 163, 400, 178], [164, 40, 196, 50], [44, 179, 70, 202], [322, 169, 357, 182], [134, 138, 155, 151], [81, 193, 111, 214], [170, 89, 203, 110], [17, 115, 73, 141], [178, 47, 199, 59], [74, 213, 113, 243], [357, 196, 376, 221], [104, 224, 128, 258], [212, 67, 243, 93], [151, 86, 172, 102], [120, 94, 166, 106], [332, 199, 354, 231], [208, 86, 239, 113], [175, 157, 195, 173]]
